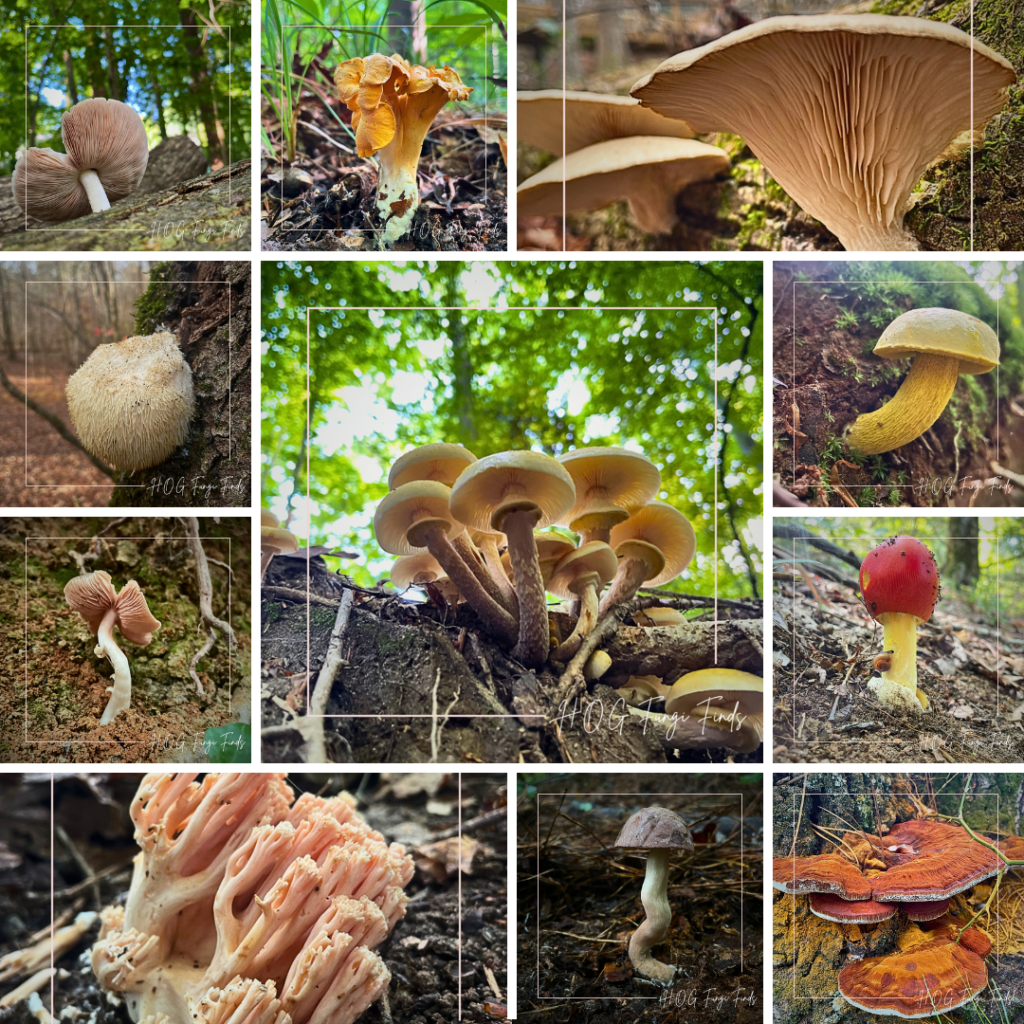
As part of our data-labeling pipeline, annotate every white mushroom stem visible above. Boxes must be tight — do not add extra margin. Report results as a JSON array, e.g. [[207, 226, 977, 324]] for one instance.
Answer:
[[95, 607, 131, 725], [629, 848, 676, 985], [78, 169, 110, 212], [474, 534, 520, 617], [551, 573, 601, 662], [598, 557, 650, 617], [260, 550, 275, 582], [500, 509, 550, 670], [375, 154, 419, 244]]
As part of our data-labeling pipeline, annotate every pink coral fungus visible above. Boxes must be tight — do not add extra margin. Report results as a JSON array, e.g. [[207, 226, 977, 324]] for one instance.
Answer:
[[91, 773, 413, 1024]]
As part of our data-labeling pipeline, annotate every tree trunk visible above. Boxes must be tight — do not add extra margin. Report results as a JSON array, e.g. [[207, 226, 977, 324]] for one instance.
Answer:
[[0, 265, 14, 360], [85, 30, 106, 97], [102, 28, 121, 100], [942, 516, 980, 590], [150, 68, 168, 140], [388, 0, 413, 55], [445, 262, 477, 444], [596, 8, 628, 72], [116, 260, 251, 507], [179, 8, 226, 166], [64, 50, 79, 105]]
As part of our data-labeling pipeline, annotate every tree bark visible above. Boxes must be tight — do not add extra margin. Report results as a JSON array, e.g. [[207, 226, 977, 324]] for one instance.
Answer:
[[942, 516, 980, 590], [116, 260, 251, 507], [179, 8, 226, 166], [445, 262, 477, 443]]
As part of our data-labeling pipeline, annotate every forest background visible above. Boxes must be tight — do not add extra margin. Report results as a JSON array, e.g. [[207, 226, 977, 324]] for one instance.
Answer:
[[261, 259, 763, 601]]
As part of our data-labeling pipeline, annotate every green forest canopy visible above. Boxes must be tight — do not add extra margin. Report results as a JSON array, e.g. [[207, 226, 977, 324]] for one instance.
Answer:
[[1, 0, 250, 174], [261, 260, 764, 601]]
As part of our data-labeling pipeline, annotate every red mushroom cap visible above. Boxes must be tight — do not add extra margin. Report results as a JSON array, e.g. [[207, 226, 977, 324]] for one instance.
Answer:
[[808, 892, 896, 924], [860, 535, 940, 623], [901, 897, 951, 922], [771, 853, 872, 899]]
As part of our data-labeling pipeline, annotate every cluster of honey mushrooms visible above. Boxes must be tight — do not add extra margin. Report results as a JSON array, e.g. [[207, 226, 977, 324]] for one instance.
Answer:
[[366, 444, 762, 750], [517, 15, 1015, 249]]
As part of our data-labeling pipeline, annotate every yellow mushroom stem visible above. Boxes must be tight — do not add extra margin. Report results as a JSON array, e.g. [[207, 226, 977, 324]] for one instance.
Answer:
[[874, 611, 929, 711], [846, 353, 961, 455]]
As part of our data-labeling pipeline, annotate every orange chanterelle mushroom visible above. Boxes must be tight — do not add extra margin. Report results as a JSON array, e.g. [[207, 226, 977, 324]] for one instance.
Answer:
[[335, 53, 471, 243]]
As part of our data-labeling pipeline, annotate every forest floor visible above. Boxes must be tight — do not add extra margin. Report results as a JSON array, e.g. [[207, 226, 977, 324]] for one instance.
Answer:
[[773, 574, 1024, 764], [0, 518, 250, 764], [517, 773, 762, 1024], [772, 263, 1024, 508], [260, 559, 763, 765], [261, 99, 507, 252], [0, 772, 508, 1024], [0, 360, 113, 507]]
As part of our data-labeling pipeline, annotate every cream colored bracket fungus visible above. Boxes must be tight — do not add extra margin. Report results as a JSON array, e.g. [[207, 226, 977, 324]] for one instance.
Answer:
[[64, 570, 160, 724], [631, 15, 1015, 251], [846, 308, 999, 456], [517, 91, 694, 155], [335, 54, 471, 243], [66, 332, 195, 472], [13, 98, 149, 221], [516, 137, 730, 235], [613, 807, 694, 985]]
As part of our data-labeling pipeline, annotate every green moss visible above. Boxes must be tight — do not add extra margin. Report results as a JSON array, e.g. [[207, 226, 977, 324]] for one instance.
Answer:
[[133, 263, 180, 334]]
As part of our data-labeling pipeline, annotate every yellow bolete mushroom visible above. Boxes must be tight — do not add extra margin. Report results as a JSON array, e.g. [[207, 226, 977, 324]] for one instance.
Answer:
[[335, 54, 472, 243], [846, 308, 1000, 455]]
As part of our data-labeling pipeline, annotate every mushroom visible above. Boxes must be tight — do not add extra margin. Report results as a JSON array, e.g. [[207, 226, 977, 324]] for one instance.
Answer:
[[632, 607, 685, 626], [501, 532, 578, 589], [664, 668, 763, 752], [557, 447, 661, 544], [335, 54, 471, 243], [261, 510, 300, 583], [468, 530, 519, 615], [516, 137, 730, 235], [547, 542, 619, 660], [66, 332, 194, 472], [612, 806, 694, 985], [584, 650, 612, 682], [517, 90, 694, 155], [389, 552, 445, 589], [901, 898, 950, 922], [630, 15, 1015, 250], [449, 452, 576, 668], [859, 536, 939, 712], [64, 570, 160, 724], [771, 852, 873, 900], [373, 480, 518, 646], [846, 308, 1000, 455], [599, 502, 696, 616], [807, 893, 895, 925], [13, 98, 149, 221]]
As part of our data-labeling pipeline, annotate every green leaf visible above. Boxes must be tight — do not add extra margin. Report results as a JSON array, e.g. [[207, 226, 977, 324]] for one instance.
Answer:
[[203, 723, 251, 763]]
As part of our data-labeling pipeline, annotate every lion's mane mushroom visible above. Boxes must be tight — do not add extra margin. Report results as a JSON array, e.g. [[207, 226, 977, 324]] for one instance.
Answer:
[[516, 136, 730, 235], [613, 806, 694, 985], [335, 54, 471, 243], [13, 98, 150, 221], [599, 501, 695, 616], [859, 536, 939, 713], [547, 541, 619, 660], [846, 308, 1000, 455], [91, 773, 414, 1024], [64, 570, 160, 725], [631, 15, 1015, 251], [66, 331, 194, 472], [449, 451, 576, 668]]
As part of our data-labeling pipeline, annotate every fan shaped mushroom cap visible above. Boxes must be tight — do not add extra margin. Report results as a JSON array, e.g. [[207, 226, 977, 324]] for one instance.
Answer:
[[449, 451, 576, 533], [874, 307, 1000, 375], [557, 447, 661, 534], [631, 15, 1015, 251], [518, 90, 694, 155], [808, 893, 896, 925], [546, 542, 618, 598], [374, 480, 466, 555], [516, 136, 730, 235], [66, 331, 194, 472], [388, 443, 477, 489], [608, 501, 696, 587], [262, 526, 299, 558], [65, 570, 161, 645], [390, 552, 445, 588], [13, 98, 149, 221], [771, 852, 872, 899], [615, 806, 694, 851], [901, 898, 950, 922]]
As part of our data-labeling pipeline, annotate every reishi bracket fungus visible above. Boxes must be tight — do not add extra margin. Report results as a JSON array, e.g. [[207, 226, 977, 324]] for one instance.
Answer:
[[91, 772, 413, 1024]]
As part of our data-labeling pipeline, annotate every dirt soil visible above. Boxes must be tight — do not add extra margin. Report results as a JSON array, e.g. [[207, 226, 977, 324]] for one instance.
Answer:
[[260, 557, 763, 765], [773, 262, 1024, 508], [517, 772, 763, 1024], [0, 772, 508, 1024], [0, 517, 251, 764], [262, 93, 507, 251], [773, 570, 1024, 764]]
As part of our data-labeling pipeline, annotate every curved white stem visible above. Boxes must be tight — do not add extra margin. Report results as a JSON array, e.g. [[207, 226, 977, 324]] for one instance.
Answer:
[[628, 848, 676, 985], [78, 169, 110, 212], [96, 607, 131, 724]]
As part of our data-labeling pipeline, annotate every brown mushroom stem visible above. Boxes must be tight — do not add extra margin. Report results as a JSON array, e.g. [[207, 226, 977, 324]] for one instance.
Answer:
[[474, 534, 520, 617], [598, 558, 650, 617], [500, 509, 550, 669], [419, 528, 518, 647], [95, 608, 131, 725], [453, 533, 518, 619], [551, 573, 601, 662], [260, 552, 274, 582], [629, 848, 676, 985], [78, 168, 110, 212]]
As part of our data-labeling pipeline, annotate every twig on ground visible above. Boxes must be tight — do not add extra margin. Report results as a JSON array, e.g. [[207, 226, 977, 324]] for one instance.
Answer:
[[304, 588, 355, 764], [429, 667, 462, 764], [55, 825, 100, 910], [432, 805, 508, 840]]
